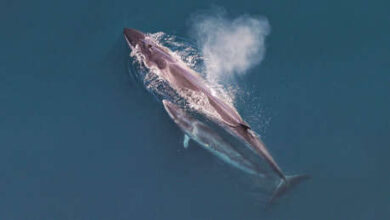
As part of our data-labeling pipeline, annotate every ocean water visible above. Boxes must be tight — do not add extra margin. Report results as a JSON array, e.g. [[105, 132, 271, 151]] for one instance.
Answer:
[[0, 0, 389, 219]]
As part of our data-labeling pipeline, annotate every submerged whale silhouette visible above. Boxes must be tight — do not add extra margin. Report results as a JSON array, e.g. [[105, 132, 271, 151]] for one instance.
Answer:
[[163, 100, 263, 175], [123, 28, 308, 201]]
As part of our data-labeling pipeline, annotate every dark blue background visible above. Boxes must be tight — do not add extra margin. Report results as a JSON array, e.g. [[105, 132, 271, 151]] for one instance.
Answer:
[[0, 0, 389, 219]]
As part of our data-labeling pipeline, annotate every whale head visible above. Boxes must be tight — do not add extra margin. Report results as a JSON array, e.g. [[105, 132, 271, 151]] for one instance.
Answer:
[[123, 28, 145, 47], [124, 28, 173, 69], [162, 100, 193, 131]]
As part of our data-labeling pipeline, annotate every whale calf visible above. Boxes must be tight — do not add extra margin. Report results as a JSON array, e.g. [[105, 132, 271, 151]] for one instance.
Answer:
[[124, 28, 308, 199], [163, 99, 263, 176]]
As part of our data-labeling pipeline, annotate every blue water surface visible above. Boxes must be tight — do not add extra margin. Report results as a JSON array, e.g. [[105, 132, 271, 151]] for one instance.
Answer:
[[0, 0, 389, 219]]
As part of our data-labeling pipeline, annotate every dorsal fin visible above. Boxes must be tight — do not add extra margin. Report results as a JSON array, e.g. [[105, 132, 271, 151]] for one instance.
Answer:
[[240, 123, 250, 130], [227, 122, 251, 130]]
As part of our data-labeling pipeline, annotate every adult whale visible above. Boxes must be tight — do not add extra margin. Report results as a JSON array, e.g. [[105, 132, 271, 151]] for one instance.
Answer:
[[123, 28, 308, 199]]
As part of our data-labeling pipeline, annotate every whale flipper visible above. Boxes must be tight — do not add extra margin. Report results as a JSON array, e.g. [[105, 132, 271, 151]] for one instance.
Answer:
[[183, 134, 190, 149]]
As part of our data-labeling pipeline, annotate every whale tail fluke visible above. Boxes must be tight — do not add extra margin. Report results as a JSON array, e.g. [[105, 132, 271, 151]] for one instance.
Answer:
[[269, 174, 310, 204]]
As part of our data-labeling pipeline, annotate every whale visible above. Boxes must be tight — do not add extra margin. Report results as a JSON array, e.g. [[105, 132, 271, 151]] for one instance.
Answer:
[[163, 99, 263, 176], [123, 28, 308, 200]]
